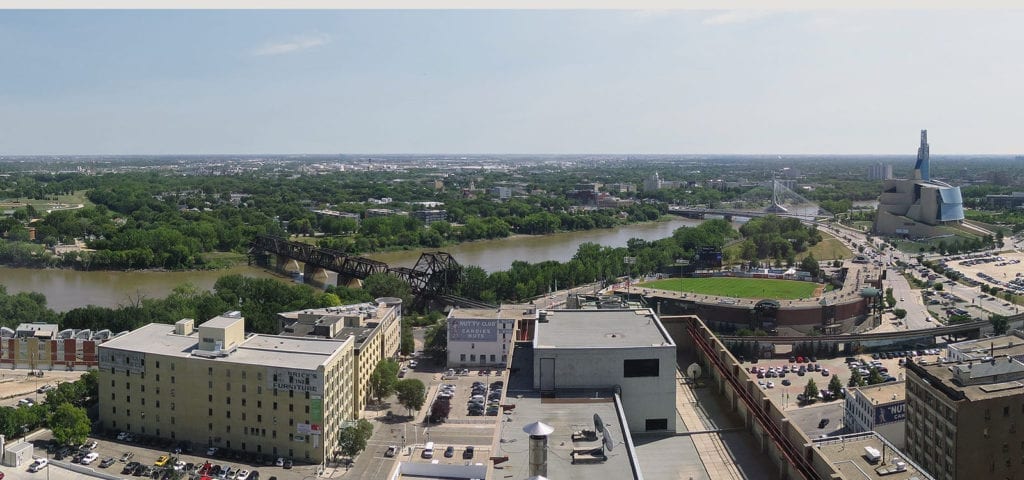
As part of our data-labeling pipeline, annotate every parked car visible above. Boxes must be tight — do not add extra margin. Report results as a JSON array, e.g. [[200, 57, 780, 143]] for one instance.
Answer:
[[121, 451, 135, 462], [444, 446, 455, 458], [28, 458, 48, 472], [463, 446, 474, 459], [100, 458, 117, 468], [818, 418, 830, 429], [384, 446, 398, 458], [154, 455, 170, 467], [81, 452, 99, 465]]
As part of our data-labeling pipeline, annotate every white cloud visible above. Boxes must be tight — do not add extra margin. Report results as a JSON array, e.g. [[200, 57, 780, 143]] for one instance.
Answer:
[[252, 32, 330, 57], [702, 10, 769, 26]]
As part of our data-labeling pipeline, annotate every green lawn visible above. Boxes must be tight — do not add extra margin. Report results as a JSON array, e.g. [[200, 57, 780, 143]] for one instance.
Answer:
[[639, 277, 819, 300]]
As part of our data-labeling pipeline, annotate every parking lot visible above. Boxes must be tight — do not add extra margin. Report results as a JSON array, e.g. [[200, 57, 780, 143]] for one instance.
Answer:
[[15, 429, 322, 480], [740, 346, 944, 414]]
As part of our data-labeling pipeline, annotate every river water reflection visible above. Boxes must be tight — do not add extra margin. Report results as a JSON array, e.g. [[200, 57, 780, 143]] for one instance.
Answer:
[[1, 217, 737, 312]]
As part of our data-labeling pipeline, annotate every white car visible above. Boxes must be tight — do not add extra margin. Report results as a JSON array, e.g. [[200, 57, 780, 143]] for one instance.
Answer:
[[174, 460, 187, 471], [81, 452, 99, 465], [28, 458, 48, 472], [207, 447, 219, 456], [275, 457, 284, 467], [767, 381, 775, 389], [236, 470, 250, 480]]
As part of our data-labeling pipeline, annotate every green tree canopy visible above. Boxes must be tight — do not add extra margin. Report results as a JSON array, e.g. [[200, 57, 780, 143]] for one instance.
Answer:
[[50, 403, 91, 445], [337, 418, 374, 459], [803, 378, 819, 399], [395, 378, 426, 416], [368, 359, 399, 405]]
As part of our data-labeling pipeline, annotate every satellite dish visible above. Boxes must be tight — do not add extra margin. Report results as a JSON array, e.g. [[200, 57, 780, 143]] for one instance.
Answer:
[[593, 413, 606, 434], [602, 429, 615, 452], [687, 362, 702, 379]]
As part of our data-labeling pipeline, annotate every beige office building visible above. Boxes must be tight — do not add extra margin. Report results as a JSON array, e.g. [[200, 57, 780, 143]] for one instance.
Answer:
[[98, 313, 354, 464], [277, 298, 403, 414], [905, 354, 1024, 480]]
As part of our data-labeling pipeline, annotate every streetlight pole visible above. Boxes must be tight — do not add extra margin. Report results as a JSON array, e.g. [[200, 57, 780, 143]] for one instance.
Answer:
[[624, 256, 637, 299]]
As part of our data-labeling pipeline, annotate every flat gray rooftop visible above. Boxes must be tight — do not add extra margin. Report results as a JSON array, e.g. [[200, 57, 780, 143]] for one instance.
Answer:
[[497, 395, 636, 480], [535, 309, 673, 349], [813, 433, 934, 480], [101, 323, 351, 370]]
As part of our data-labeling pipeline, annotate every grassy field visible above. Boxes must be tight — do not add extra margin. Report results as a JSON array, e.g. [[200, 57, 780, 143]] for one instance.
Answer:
[[797, 232, 853, 261], [725, 230, 852, 263], [639, 277, 819, 300], [892, 226, 984, 254], [0, 189, 94, 210]]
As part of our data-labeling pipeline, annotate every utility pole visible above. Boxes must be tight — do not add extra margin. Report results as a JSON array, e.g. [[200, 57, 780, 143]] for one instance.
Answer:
[[624, 256, 637, 299]]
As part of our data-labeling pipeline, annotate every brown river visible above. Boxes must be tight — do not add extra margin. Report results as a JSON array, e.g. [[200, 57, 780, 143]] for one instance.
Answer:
[[0, 217, 732, 312]]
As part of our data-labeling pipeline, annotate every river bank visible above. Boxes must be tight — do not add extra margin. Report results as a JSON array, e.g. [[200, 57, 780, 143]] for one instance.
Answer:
[[0, 216, 734, 312]]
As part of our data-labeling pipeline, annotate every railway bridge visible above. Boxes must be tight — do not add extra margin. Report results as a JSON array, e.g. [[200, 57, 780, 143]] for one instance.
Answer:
[[249, 235, 494, 309]]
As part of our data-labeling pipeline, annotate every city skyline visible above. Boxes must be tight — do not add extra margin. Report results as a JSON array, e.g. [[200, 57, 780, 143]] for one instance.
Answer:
[[2, 10, 1023, 155]]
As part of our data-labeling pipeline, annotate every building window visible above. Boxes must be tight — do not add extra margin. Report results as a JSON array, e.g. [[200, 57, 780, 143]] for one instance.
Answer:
[[242, 399, 247, 407], [623, 359, 660, 377], [645, 418, 668, 431], [273, 402, 278, 410], [460, 354, 466, 362], [208, 408, 213, 416], [490, 355, 496, 362], [289, 404, 294, 412], [209, 395, 213, 402], [470, 354, 476, 362]]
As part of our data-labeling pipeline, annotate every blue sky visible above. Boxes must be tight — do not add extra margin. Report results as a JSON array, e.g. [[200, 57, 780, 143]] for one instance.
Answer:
[[1, 10, 1022, 155]]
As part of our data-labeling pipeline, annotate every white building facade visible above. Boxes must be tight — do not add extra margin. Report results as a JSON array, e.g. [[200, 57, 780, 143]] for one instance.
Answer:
[[843, 383, 906, 449], [532, 309, 677, 433], [446, 305, 531, 368]]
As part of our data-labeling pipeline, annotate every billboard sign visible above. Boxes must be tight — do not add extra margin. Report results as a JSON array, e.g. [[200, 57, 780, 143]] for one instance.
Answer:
[[267, 368, 323, 395], [297, 423, 322, 435], [449, 319, 498, 342], [874, 402, 906, 425]]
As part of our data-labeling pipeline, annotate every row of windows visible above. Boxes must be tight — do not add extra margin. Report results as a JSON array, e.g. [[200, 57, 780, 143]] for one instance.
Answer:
[[459, 354, 507, 363]]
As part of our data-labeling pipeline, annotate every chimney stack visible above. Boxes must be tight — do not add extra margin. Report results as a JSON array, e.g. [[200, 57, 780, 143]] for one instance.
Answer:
[[523, 421, 554, 478]]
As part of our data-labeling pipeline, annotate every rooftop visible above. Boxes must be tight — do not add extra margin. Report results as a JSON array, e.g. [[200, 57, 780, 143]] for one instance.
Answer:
[[857, 382, 906, 406], [949, 331, 1024, 359], [813, 432, 934, 480], [913, 358, 1024, 401], [100, 323, 351, 370], [500, 348, 638, 480], [534, 309, 673, 349], [448, 304, 536, 320], [200, 313, 242, 329]]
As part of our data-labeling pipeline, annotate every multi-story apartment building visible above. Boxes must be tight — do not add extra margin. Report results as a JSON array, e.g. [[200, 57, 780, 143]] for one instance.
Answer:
[[0, 323, 109, 370], [905, 355, 1024, 480], [98, 313, 355, 464], [277, 298, 402, 415]]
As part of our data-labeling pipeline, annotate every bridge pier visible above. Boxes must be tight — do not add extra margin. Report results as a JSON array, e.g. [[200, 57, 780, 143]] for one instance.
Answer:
[[304, 264, 331, 288], [275, 255, 302, 274]]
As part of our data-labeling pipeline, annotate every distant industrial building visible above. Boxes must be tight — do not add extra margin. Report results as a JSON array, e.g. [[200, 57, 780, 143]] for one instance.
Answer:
[[642, 172, 683, 191], [411, 209, 447, 225], [868, 162, 894, 180], [904, 338, 1024, 480], [446, 304, 532, 368], [843, 382, 906, 448], [489, 186, 512, 200], [874, 130, 964, 237], [98, 314, 355, 463], [985, 192, 1024, 210], [532, 309, 676, 432]]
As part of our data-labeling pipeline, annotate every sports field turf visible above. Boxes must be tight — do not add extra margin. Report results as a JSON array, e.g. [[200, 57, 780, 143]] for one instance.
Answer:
[[639, 277, 818, 300]]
